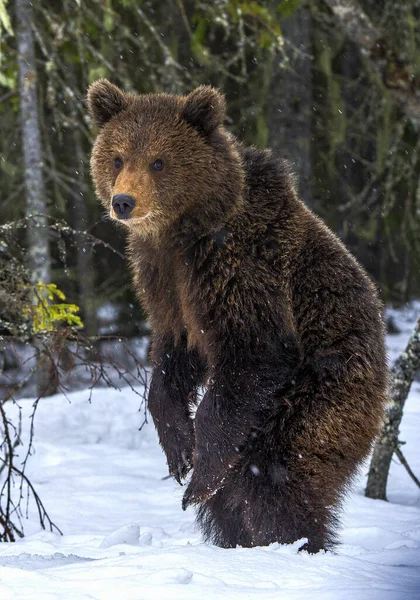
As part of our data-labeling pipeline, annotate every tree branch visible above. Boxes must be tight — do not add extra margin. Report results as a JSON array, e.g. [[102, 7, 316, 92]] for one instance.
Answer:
[[323, 0, 420, 126], [366, 317, 420, 499], [395, 446, 420, 490]]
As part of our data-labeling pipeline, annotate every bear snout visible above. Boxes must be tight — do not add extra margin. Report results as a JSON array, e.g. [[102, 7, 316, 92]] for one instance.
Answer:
[[112, 193, 136, 219]]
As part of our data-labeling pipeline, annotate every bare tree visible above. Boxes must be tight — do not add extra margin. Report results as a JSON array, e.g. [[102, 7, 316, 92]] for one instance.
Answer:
[[15, 0, 50, 285], [366, 318, 420, 499], [15, 0, 54, 395]]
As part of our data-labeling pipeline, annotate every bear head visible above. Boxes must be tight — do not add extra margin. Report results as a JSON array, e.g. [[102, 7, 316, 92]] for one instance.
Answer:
[[87, 80, 244, 238]]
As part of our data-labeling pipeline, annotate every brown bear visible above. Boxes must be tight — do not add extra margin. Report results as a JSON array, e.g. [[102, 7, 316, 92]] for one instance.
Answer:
[[88, 79, 388, 552]]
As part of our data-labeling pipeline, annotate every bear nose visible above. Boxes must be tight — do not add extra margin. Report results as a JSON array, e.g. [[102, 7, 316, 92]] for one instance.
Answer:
[[112, 194, 136, 219]]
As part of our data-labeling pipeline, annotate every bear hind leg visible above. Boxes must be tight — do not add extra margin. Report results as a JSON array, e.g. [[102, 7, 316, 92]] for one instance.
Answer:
[[239, 459, 340, 551], [196, 458, 340, 551], [196, 486, 252, 549]]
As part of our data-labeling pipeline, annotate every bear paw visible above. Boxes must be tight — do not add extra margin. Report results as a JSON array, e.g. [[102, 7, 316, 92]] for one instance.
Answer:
[[166, 444, 193, 485]]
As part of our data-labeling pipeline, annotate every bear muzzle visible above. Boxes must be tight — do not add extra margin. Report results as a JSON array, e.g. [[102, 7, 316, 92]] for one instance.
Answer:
[[112, 194, 136, 219]]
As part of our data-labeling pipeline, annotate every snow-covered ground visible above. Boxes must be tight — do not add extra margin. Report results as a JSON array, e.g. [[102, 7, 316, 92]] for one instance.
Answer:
[[0, 310, 419, 599]]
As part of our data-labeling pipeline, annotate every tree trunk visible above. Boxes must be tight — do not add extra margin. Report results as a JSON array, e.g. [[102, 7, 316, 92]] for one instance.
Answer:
[[15, 0, 50, 285], [365, 317, 420, 499], [268, 6, 312, 207], [15, 0, 55, 396]]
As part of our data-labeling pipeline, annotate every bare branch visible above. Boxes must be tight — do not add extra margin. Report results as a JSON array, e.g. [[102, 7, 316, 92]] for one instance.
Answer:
[[0, 219, 149, 541], [395, 446, 420, 490]]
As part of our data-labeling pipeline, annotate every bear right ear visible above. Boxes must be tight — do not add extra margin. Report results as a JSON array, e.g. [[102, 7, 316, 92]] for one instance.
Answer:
[[183, 86, 226, 135], [87, 79, 129, 127]]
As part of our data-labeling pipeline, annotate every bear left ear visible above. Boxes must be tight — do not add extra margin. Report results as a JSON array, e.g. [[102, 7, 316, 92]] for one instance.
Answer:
[[87, 79, 129, 128], [183, 86, 226, 135]]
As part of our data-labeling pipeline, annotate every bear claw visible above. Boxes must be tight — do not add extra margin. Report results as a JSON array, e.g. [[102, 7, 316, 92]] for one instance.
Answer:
[[170, 449, 192, 485]]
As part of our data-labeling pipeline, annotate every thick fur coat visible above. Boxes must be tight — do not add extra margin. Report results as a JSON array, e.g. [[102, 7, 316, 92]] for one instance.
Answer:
[[88, 80, 388, 552]]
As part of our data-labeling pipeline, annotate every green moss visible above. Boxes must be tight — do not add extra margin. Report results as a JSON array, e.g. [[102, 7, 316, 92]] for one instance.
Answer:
[[315, 37, 346, 179], [255, 112, 268, 147]]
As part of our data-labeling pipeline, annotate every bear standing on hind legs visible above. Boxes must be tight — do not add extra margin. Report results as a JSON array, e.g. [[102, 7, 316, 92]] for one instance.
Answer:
[[88, 79, 388, 552]]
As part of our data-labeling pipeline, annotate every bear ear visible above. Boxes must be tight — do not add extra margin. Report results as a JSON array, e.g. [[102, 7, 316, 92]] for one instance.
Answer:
[[87, 79, 129, 127], [183, 86, 226, 135]]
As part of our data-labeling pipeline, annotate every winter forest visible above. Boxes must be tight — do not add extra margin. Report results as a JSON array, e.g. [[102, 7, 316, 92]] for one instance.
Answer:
[[0, 0, 420, 598]]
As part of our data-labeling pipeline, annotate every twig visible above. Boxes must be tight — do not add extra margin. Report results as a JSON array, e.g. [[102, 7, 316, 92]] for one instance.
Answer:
[[395, 446, 420, 489]]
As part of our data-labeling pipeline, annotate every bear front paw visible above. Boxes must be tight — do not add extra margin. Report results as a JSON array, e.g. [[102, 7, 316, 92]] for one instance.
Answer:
[[164, 431, 195, 485], [168, 447, 193, 485]]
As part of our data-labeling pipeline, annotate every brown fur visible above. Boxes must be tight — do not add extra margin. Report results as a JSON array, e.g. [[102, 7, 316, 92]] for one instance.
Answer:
[[88, 80, 388, 552]]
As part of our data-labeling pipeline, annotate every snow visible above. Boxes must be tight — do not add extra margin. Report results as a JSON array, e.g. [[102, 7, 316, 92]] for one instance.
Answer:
[[1, 319, 420, 599]]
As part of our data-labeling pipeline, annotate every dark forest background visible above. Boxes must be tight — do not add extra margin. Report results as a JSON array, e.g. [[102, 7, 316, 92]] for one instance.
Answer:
[[1, 0, 419, 339]]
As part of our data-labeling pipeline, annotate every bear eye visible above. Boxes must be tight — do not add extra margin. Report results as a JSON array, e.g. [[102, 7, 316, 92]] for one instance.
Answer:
[[151, 159, 164, 172], [114, 157, 123, 169]]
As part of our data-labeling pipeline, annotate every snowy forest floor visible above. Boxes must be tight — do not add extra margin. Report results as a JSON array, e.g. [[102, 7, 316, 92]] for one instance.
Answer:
[[0, 305, 420, 599]]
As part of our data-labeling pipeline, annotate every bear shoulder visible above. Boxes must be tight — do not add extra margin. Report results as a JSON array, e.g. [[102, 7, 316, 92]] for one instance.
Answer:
[[240, 146, 298, 209]]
